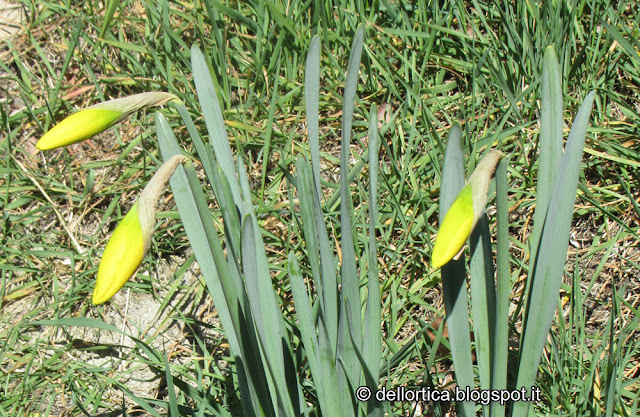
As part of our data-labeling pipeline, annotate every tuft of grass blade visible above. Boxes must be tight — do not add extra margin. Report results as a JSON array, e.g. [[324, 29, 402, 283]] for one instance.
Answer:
[[99, 0, 123, 38], [164, 354, 180, 417]]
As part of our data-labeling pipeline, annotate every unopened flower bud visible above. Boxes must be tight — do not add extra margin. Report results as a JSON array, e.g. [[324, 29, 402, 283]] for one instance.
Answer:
[[432, 150, 503, 268], [92, 155, 188, 304], [37, 92, 179, 150]]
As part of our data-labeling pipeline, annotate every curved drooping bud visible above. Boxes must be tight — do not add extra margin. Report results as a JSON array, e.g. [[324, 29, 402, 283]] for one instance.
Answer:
[[37, 92, 179, 150], [136, 155, 189, 253], [92, 155, 188, 305], [431, 150, 503, 269]]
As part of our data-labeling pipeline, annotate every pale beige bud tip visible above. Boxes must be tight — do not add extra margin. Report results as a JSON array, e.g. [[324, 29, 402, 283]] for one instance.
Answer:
[[137, 154, 189, 252]]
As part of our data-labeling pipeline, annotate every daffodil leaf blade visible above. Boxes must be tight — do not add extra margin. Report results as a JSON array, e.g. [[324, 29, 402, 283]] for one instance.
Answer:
[[515, 90, 595, 416], [155, 112, 241, 350], [305, 35, 322, 194], [241, 213, 298, 415], [491, 157, 511, 417], [530, 45, 563, 273], [439, 123, 466, 215], [363, 103, 383, 416], [287, 252, 331, 414], [469, 214, 496, 405], [191, 45, 242, 206], [337, 25, 365, 400], [438, 123, 475, 417]]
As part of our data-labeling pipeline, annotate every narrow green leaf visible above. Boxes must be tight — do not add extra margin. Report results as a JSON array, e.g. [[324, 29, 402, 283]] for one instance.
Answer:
[[236, 156, 253, 218], [469, 215, 495, 417], [491, 158, 510, 417], [242, 213, 296, 416], [363, 103, 383, 417], [337, 24, 365, 399], [303, 37, 339, 357], [603, 284, 620, 417], [260, 53, 282, 196], [515, 91, 595, 416], [191, 45, 241, 205], [288, 252, 332, 417], [115, 385, 164, 417], [439, 123, 475, 417], [297, 158, 325, 314], [314, 174, 340, 357], [439, 124, 466, 212], [213, 168, 243, 276], [343, 301, 380, 417], [304, 157, 341, 369], [305, 35, 322, 195], [31, 317, 121, 333], [155, 113, 239, 344], [99, 38, 149, 54], [172, 102, 218, 188], [530, 45, 563, 278]]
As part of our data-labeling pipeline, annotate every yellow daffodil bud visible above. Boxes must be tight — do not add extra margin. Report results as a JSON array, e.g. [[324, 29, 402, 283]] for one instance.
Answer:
[[432, 184, 474, 269], [432, 150, 503, 269], [92, 202, 145, 305], [92, 155, 188, 305], [37, 92, 179, 150]]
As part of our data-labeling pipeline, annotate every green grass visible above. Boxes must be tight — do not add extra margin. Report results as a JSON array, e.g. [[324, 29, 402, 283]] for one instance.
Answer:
[[1, 0, 639, 415]]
